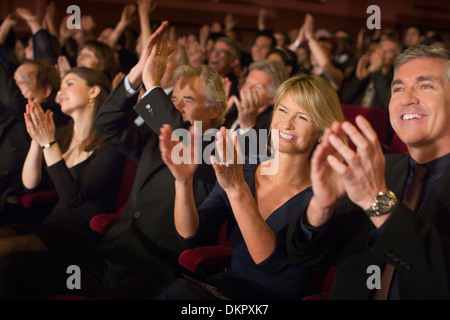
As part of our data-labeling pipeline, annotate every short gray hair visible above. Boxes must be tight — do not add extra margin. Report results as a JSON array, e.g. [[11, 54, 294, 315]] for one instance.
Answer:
[[215, 37, 241, 61], [394, 45, 450, 80], [174, 64, 226, 128], [248, 59, 289, 98]]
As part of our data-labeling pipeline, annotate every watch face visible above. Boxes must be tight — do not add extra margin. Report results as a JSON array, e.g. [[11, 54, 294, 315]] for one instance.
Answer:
[[366, 191, 397, 217], [376, 195, 392, 213]]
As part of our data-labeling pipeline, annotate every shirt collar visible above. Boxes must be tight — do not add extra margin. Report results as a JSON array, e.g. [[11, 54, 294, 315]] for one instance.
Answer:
[[408, 152, 450, 183]]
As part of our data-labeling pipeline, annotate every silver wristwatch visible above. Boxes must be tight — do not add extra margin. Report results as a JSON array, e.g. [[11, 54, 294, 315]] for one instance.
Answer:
[[364, 190, 397, 217]]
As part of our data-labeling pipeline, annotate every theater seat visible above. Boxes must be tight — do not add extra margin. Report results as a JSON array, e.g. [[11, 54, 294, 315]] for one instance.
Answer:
[[46, 158, 137, 300], [341, 104, 388, 151], [302, 266, 336, 300], [178, 221, 232, 277], [89, 158, 137, 234], [12, 189, 59, 209], [387, 133, 408, 154]]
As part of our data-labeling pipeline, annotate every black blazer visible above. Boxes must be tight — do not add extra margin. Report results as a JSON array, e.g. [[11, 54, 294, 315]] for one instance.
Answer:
[[287, 154, 450, 299], [94, 82, 215, 286], [0, 62, 68, 212], [339, 69, 393, 112]]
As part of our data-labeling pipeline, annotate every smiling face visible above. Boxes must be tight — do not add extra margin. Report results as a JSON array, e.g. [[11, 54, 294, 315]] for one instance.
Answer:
[[208, 41, 236, 76], [58, 73, 93, 115], [171, 76, 218, 131], [270, 92, 321, 156], [389, 57, 450, 159]]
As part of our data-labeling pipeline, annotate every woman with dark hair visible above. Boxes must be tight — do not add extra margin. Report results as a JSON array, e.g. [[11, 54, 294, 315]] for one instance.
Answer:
[[0, 67, 125, 258], [77, 41, 120, 81], [267, 46, 299, 76], [58, 40, 120, 82]]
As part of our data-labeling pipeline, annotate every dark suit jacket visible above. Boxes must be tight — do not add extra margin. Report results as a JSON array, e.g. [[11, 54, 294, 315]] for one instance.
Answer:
[[94, 82, 215, 288], [0, 62, 69, 213], [339, 69, 393, 112], [287, 154, 450, 299]]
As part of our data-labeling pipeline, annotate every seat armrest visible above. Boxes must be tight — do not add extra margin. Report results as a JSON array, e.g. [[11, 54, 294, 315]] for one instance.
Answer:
[[89, 213, 122, 235], [178, 245, 232, 273]]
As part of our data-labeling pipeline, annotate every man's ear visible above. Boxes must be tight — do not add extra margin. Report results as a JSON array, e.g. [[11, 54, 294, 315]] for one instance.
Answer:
[[209, 102, 223, 120]]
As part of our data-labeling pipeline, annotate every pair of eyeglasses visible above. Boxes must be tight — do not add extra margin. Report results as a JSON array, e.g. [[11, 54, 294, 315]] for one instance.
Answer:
[[211, 49, 231, 57]]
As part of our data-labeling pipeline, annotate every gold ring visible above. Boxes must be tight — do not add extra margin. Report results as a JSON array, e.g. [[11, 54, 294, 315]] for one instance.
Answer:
[[156, 52, 162, 55]]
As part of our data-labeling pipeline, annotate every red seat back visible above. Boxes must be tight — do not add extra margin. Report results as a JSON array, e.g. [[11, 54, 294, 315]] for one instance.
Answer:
[[114, 158, 137, 213], [341, 104, 388, 150], [89, 157, 137, 235], [387, 133, 408, 154]]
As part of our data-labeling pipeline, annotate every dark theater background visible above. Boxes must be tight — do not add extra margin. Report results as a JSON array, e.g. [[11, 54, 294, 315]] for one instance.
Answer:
[[2, 0, 450, 52]]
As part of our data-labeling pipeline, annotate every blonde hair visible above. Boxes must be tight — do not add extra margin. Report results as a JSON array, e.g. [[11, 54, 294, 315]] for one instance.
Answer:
[[266, 74, 344, 157], [273, 74, 345, 133]]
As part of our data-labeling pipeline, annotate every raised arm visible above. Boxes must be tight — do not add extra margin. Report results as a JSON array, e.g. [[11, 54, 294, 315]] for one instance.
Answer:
[[95, 21, 170, 160], [211, 128, 276, 264], [159, 124, 201, 238], [16, 7, 58, 64], [127, 20, 168, 89], [22, 100, 60, 189], [304, 124, 346, 227], [106, 4, 136, 49], [137, 0, 156, 55], [133, 22, 189, 133], [303, 14, 343, 91]]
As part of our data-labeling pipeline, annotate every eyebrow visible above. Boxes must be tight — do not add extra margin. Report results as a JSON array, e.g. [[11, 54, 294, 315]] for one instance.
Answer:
[[279, 103, 308, 116], [417, 75, 438, 82], [64, 77, 76, 83], [391, 75, 438, 88]]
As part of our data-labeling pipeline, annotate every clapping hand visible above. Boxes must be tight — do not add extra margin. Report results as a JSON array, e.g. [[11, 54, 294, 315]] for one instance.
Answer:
[[128, 20, 169, 88], [325, 116, 387, 211], [229, 85, 261, 130], [159, 124, 200, 182], [210, 127, 245, 192], [142, 27, 174, 89], [308, 115, 388, 227], [24, 100, 55, 147]]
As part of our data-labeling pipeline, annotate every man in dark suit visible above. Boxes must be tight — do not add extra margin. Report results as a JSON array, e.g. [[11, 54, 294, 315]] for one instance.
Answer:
[[339, 38, 402, 145], [0, 59, 68, 221], [0, 21, 225, 299], [287, 45, 450, 299]]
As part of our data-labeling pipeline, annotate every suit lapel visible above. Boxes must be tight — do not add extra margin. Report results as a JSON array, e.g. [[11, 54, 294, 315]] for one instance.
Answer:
[[134, 134, 166, 192], [386, 153, 450, 223], [418, 163, 450, 222], [385, 154, 409, 198]]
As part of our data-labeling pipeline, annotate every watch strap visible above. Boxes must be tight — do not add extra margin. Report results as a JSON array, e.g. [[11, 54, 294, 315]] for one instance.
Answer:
[[42, 141, 57, 149]]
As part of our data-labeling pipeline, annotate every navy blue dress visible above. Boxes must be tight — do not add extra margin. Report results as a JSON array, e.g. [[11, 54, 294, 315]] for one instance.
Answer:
[[160, 163, 314, 300]]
